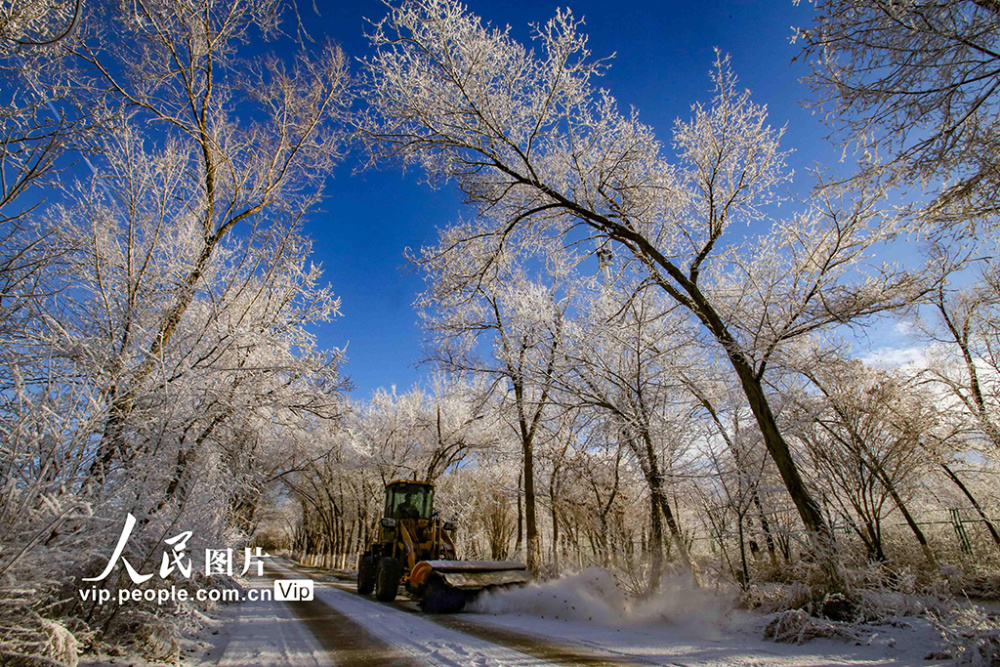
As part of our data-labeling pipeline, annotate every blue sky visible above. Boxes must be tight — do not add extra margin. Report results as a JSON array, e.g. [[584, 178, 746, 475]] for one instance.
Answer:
[[302, 0, 914, 399]]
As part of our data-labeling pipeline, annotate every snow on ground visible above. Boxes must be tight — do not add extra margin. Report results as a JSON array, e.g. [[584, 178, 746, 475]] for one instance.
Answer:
[[465, 568, 951, 666], [207, 577, 331, 667], [79, 577, 331, 667], [270, 559, 544, 666], [465, 604, 946, 666], [286, 560, 957, 666], [81, 561, 963, 667]]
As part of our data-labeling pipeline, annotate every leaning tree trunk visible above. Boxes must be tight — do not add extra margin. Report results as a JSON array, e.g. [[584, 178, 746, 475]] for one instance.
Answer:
[[941, 463, 1000, 552], [677, 287, 847, 592], [878, 471, 937, 569], [728, 352, 837, 555]]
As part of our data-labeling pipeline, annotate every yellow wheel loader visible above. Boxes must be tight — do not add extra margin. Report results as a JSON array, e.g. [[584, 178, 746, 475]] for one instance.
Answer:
[[357, 479, 531, 612]]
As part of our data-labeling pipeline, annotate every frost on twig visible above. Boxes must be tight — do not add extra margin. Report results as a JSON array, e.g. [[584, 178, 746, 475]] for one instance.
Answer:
[[0, 590, 79, 667], [764, 607, 862, 644], [932, 606, 1000, 667]]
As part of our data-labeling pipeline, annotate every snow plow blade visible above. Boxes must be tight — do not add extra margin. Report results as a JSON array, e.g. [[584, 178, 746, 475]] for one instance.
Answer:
[[415, 560, 532, 589], [410, 560, 531, 613]]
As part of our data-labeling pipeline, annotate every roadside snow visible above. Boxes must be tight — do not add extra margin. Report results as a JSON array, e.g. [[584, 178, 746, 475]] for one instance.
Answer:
[[81, 561, 961, 667], [79, 577, 331, 667], [465, 568, 951, 666]]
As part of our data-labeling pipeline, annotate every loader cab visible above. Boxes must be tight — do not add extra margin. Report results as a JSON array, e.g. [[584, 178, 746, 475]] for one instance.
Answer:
[[384, 480, 434, 521]]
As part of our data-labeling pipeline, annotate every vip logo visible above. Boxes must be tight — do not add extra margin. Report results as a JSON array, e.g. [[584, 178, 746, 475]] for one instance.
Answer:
[[273, 579, 314, 601]]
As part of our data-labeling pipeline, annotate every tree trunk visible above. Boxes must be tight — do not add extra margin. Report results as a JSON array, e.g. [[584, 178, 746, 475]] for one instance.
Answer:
[[720, 346, 843, 589], [883, 479, 937, 569], [523, 431, 540, 575], [515, 469, 523, 560], [648, 490, 664, 591], [737, 516, 750, 590], [941, 463, 1000, 551], [753, 492, 780, 567], [638, 428, 698, 583], [550, 487, 560, 574], [863, 520, 887, 563]]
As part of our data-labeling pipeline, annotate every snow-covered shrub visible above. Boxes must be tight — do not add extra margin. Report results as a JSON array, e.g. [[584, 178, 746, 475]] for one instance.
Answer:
[[932, 606, 1000, 667], [134, 618, 180, 664], [838, 562, 956, 624], [947, 567, 1000, 601], [0, 590, 79, 667], [741, 581, 814, 614], [739, 551, 860, 620], [763, 608, 861, 644]]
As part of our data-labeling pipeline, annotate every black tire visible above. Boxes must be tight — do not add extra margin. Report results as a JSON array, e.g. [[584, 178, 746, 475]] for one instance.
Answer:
[[357, 553, 375, 595], [374, 557, 402, 602], [419, 577, 471, 613]]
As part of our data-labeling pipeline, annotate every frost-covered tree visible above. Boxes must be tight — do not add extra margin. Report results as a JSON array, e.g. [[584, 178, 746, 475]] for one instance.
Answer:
[[348, 377, 495, 484], [1, 1, 94, 341], [787, 357, 937, 566], [41, 123, 347, 510], [561, 427, 640, 576], [1, 0, 79, 47], [361, 0, 922, 588], [560, 283, 699, 588], [685, 372, 779, 588], [798, 0, 1000, 226], [29, 0, 353, 485], [915, 253, 1000, 456], [0, 0, 352, 659], [415, 244, 569, 574]]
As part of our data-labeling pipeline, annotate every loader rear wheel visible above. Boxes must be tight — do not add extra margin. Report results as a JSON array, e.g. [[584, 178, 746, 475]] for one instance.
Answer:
[[375, 557, 401, 602], [357, 553, 375, 595]]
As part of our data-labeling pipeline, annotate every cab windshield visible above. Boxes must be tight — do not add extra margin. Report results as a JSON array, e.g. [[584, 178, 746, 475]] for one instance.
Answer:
[[386, 483, 434, 520]]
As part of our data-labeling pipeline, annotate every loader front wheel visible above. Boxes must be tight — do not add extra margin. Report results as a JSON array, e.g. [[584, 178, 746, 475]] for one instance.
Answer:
[[419, 577, 472, 613], [357, 553, 375, 595], [375, 557, 401, 602]]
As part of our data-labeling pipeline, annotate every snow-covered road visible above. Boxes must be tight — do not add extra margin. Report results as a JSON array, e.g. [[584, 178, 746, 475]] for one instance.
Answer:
[[200, 559, 949, 667], [270, 559, 635, 667]]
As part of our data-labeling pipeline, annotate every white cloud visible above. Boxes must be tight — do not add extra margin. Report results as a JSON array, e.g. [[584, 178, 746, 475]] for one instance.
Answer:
[[861, 345, 929, 369]]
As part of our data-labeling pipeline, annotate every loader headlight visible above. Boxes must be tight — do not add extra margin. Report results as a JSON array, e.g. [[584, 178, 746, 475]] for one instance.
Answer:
[[381, 517, 396, 528], [443, 521, 456, 531]]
